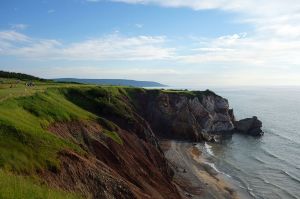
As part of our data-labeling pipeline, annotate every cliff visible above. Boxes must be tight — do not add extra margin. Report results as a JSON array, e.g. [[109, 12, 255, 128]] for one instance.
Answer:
[[130, 89, 235, 141], [0, 84, 260, 198]]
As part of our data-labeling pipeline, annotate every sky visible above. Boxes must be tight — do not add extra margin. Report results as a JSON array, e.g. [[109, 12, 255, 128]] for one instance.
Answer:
[[1, 0, 300, 87]]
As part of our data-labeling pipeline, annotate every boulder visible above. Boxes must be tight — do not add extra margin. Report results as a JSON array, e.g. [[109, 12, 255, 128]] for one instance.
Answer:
[[234, 116, 264, 136]]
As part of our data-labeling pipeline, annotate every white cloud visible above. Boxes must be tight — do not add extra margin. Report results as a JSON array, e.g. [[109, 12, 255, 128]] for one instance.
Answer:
[[0, 30, 30, 42], [10, 24, 28, 30], [102, 0, 300, 70], [109, 0, 300, 15], [179, 32, 300, 68], [62, 35, 174, 60], [135, 24, 144, 28], [110, 0, 300, 39], [0, 31, 174, 61]]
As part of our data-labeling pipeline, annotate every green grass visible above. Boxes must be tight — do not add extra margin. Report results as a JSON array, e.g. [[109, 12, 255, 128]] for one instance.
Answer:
[[0, 86, 97, 197], [0, 84, 129, 197], [145, 88, 218, 101], [0, 84, 134, 174], [64, 86, 135, 122], [0, 80, 92, 102], [0, 89, 94, 173], [103, 130, 123, 145], [0, 170, 82, 199]]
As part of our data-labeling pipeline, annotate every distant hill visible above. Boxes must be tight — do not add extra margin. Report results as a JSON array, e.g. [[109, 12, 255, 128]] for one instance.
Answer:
[[53, 78, 167, 87]]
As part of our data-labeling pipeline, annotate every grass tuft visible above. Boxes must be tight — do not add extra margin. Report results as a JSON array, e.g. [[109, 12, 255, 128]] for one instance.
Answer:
[[103, 130, 123, 145]]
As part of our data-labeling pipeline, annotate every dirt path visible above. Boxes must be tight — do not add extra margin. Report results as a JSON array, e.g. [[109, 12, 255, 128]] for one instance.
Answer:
[[161, 140, 239, 199]]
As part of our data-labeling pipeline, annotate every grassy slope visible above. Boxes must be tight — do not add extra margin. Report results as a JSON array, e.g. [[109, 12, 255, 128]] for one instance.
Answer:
[[0, 89, 93, 173], [0, 170, 81, 199], [0, 78, 88, 102], [0, 85, 95, 198], [0, 79, 212, 198], [0, 82, 131, 198]]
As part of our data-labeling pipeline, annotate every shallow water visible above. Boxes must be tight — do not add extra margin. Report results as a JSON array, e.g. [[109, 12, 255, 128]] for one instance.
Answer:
[[200, 87, 300, 199]]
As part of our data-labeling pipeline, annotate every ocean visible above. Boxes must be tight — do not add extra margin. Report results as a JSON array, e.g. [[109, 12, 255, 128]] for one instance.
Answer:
[[199, 87, 300, 199]]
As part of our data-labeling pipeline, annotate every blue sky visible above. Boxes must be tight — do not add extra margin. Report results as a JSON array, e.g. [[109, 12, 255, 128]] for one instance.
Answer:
[[1, 0, 300, 86]]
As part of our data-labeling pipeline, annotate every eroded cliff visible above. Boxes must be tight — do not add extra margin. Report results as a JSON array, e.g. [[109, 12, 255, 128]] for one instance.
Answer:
[[52, 87, 239, 198], [43, 87, 238, 198], [0, 86, 257, 199], [130, 89, 236, 141]]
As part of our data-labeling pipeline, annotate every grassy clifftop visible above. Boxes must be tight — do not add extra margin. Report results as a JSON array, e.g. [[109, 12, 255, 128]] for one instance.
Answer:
[[0, 76, 216, 198], [0, 81, 127, 198]]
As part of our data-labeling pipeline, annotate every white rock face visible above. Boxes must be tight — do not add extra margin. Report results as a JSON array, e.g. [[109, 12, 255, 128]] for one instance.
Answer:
[[174, 95, 234, 133], [173, 94, 234, 133]]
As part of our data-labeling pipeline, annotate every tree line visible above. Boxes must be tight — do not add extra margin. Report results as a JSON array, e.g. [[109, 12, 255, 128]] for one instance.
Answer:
[[0, 71, 47, 81]]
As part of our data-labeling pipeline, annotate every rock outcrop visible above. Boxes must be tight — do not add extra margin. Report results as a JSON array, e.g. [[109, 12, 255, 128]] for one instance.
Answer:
[[234, 116, 264, 136], [130, 89, 264, 141], [132, 89, 235, 142]]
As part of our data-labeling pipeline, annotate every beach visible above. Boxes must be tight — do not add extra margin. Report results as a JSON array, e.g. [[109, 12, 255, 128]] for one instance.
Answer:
[[160, 140, 240, 199]]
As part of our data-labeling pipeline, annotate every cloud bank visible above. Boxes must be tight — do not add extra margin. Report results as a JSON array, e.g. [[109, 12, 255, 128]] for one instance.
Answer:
[[0, 31, 174, 61], [110, 0, 300, 38]]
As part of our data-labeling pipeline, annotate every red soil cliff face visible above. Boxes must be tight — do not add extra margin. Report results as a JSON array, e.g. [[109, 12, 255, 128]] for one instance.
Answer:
[[45, 120, 181, 199], [39, 88, 237, 198]]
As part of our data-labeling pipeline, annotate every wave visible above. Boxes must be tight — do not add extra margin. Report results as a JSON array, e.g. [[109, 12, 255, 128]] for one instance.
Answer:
[[204, 161, 220, 172], [281, 170, 300, 184], [245, 175, 299, 199], [266, 128, 300, 146], [257, 169, 300, 186], [203, 161, 234, 180], [265, 181, 298, 199], [236, 181, 257, 199], [262, 149, 299, 170], [262, 178, 270, 184], [263, 149, 290, 164], [252, 156, 266, 164], [204, 142, 214, 157], [201, 143, 233, 178], [263, 149, 279, 159]]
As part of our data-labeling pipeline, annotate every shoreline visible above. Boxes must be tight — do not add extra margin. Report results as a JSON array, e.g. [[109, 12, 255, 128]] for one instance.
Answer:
[[160, 140, 240, 199]]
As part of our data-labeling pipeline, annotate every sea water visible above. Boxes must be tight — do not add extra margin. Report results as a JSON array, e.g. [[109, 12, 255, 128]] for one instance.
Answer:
[[201, 87, 300, 199]]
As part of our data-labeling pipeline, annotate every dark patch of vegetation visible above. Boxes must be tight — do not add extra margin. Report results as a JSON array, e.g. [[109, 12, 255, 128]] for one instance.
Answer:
[[63, 87, 135, 122], [124, 87, 146, 107], [55, 81, 83, 84], [157, 89, 218, 101], [0, 70, 49, 82], [97, 117, 118, 131]]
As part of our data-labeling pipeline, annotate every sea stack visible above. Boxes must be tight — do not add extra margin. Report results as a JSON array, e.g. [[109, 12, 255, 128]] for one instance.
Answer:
[[235, 116, 264, 136]]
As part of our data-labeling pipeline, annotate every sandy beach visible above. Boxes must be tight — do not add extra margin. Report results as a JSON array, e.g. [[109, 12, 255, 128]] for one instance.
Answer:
[[160, 140, 239, 199]]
